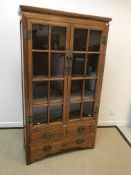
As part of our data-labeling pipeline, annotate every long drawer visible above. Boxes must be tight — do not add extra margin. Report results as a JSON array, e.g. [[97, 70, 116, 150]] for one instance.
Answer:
[[64, 133, 95, 149], [31, 126, 65, 144], [30, 132, 95, 162], [67, 121, 96, 137], [30, 141, 63, 162]]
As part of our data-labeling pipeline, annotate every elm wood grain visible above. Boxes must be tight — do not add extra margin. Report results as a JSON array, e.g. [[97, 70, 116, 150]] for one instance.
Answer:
[[63, 133, 95, 149], [31, 126, 65, 144], [20, 5, 111, 22], [21, 16, 32, 165], [20, 5, 111, 164], [30, 133, 95, 162], [66, 123, 96, 137], [22, 11, 109, 32], [30, 141, 63, 162]]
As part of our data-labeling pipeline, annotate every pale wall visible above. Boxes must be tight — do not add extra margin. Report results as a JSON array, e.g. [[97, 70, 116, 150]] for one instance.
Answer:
[[0, 0, 131, 127]]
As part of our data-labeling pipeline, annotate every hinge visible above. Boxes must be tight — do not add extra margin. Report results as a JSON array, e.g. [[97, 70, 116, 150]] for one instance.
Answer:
[[26, 116, 32, 124], [24, 30, 32, 40], [102, 36, 107, 45]]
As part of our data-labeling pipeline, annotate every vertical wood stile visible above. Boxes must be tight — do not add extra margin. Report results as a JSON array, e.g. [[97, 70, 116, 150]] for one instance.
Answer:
[[48, 25, 51, 124]]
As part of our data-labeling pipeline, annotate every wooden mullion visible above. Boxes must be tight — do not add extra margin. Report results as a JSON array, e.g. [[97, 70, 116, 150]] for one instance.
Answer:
[[51, 50, 66, 53], [49, 25, 51, 78], [32, 49, 49, 52], [84, 30, 90, 75], [85, 76, 97, 80], [32, 76, 64, 81], [47, 25, 51, 124], [88, 51, 100, 54], [33, 101, 63, 107], [73, 51, 87, 54], [70, 76, 97, 80], [70, 98, 95, 103], [66, 24, 74, 123]]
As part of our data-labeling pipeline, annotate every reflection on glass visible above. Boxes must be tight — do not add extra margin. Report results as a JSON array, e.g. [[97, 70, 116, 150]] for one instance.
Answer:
[[33, 52, 48, 76], [51, 26, 66, 50], [33, 106, 48, 125], [82, 102, 94, 117], [71, 80, 83, 100], [88, 30, 102, 51], [33, 81, 48, 103], [72, 54, 85, 76], [73, 28, 88, 51], [84, 80, 95, 99], [50, 104, 63, 122], [32, 24, 49, 50], [69, 103, 81, 119], [86, 54, 99, 76], [50, 81, 64, 101], [51, 53, 65, 77]]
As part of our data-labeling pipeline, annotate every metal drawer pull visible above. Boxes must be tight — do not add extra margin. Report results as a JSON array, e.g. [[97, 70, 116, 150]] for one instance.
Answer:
[[77, 126, 85, 133], [43, 145, 52, 151], [43, 132, 52, 139], [76, 139, 84, 144]]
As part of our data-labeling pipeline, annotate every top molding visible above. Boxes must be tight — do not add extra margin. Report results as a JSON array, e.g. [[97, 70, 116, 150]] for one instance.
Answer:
[[19, 5, 112, 23]]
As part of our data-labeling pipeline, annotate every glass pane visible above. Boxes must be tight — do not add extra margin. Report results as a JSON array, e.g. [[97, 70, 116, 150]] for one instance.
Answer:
[[51, 53, 65, 77], [33, 106, 48, 125], [82, 102, 94, 117], [73, 28, 88, 51], [69, 103, 81, 119], [51, 26, 66, 50], [32, 24, 49, 50], [88, 30, 102, 51], [71, 80, 83, 100], [50, 81, 64, 101], [33, 81, 48, 103], [86, 54, 99, 77], [50, 104, 63, 123], [72, 54, 85, 76], [33, 52, 48, 76], [84, 80, 95, 99]]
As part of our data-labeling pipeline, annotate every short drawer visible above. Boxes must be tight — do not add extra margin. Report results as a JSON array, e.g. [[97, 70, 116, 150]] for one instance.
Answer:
[[67, 122, 96, 137], [31, 126, 64, 144], [64, 133, 95, 149], [30, 141, 63, 162]]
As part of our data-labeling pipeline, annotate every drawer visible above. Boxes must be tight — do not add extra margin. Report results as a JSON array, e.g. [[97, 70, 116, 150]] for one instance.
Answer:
[[31, 126, 65, 144], [67, 122, 96, 137], [64, 133, 95, 149], [30, 141, 63, 162]]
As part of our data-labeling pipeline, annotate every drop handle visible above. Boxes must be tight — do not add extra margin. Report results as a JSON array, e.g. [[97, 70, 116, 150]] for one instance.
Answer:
[[76, 139, 84, 144], [43, 145, 52, 151], [43, 132, 52, 139], [77, 126, 85, 134]]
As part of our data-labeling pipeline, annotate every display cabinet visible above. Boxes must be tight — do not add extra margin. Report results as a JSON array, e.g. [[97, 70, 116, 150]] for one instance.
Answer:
[[19, 5, 111, 164]]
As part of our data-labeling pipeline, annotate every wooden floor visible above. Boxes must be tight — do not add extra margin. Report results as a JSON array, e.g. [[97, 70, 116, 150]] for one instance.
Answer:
[[0, 128, 131, 175]]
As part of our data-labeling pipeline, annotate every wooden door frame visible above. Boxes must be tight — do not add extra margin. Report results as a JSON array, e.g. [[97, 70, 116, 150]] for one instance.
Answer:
[[27, 18, 71, 129], [66, 22, 109, 124]]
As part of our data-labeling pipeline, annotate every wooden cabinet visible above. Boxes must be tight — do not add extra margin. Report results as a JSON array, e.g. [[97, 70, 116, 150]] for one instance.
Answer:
[[19, 5, 111, 164]]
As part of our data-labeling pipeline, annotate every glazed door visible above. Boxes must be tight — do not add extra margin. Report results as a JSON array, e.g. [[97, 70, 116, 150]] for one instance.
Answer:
[[27, 19, 70, 127], [67, 24, 104, 122]]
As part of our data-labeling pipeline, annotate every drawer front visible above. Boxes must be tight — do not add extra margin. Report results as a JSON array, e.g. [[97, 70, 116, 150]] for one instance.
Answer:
[[31, 126, 65, 144], [64, 133, 95, 149], [67, 122, 96, 137], [30, 141, 63, 162]]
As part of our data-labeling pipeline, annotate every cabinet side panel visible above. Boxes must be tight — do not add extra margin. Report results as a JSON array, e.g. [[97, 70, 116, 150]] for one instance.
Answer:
[[93, 24, 110, 147], [20, 16, 31, 165]]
